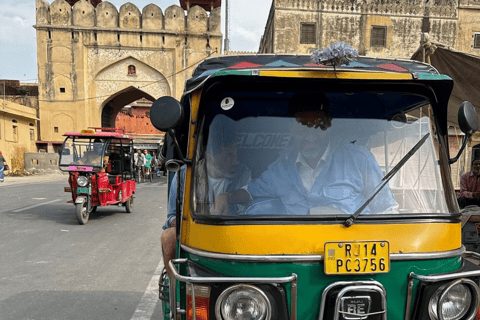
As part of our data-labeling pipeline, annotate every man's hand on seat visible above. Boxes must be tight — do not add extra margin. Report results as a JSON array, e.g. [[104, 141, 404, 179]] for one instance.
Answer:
[[212, 193, 229, 215]]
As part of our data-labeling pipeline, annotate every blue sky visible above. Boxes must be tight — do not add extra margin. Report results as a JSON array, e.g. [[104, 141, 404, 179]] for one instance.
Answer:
[[0, 0, 271, 82]]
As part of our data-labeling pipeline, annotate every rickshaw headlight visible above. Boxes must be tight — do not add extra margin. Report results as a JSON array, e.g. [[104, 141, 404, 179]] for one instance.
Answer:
[[77, 176, 89, 187], [428, 279, 479, 320], [215, 284, 271, 320]]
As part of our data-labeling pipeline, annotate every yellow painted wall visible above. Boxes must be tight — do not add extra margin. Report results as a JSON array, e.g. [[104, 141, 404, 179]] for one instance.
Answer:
[[0, 100, 38, 171]]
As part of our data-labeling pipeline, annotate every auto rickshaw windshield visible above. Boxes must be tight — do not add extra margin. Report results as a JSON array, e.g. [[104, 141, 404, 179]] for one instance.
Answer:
[[59, 138, 106, 168], [192, 91, 449, 219]]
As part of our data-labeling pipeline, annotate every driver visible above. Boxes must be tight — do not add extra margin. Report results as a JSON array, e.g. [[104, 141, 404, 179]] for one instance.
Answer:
[[77, 139, 104, 166], [213, 92, 398, 216]]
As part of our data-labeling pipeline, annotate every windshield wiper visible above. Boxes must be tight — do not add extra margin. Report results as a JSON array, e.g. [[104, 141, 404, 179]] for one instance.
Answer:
[[344, 132, 430, 227]]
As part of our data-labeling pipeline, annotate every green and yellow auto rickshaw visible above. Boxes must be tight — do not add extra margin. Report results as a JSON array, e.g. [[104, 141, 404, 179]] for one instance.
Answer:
[[151, 49, 480, 320]]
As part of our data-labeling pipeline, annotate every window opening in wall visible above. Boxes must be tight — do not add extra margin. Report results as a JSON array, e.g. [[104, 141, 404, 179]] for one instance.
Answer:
[[371, 26, 387, 47], [162, 36, 165, 44], [117, 33, 120, 42], [185, 37, 188, 45], [474, 34, 480, 49], [140, 35, 143, 43], [128, 65, 136, 75], [54, 127, 59, 133], [12, 119, 17, 123], [53, 144, 62, 154], [36, 143, 48, 153], [300, 23, 316, 44], [72, 32, 74, 40], [13, 125, 18, 142], [29, 123, 34, 127], [30, 129, 35, 141], [60, 87, 66, 93], [48, 30, 51, 39], [94, 32, 97, 42]]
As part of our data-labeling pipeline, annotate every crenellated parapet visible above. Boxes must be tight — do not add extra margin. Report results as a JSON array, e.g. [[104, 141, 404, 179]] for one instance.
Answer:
[[50, 0, 72, 26], [35, 0, 221, 33]]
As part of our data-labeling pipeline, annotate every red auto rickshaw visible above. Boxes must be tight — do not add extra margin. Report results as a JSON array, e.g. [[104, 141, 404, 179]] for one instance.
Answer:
[[58, 127, 136, 224]]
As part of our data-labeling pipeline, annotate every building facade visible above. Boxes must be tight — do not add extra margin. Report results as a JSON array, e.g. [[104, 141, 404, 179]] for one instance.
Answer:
[[0, 81, 39, 172], [34, 0, 222, 144], [259, 0, 480, 59]]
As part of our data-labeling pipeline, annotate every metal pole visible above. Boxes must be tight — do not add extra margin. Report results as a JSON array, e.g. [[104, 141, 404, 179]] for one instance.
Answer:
[[224, 0, 229, 53]]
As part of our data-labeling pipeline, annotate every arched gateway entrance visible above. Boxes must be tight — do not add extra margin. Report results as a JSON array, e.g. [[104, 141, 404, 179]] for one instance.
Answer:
[[101, 87, 155, 128]]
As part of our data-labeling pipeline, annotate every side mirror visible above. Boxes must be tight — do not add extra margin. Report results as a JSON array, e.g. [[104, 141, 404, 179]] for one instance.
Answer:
[[151, 96, 191, 165], [150, 96, 184, 132], [458, 101, 478, 135], [449, 101, 478, 164]]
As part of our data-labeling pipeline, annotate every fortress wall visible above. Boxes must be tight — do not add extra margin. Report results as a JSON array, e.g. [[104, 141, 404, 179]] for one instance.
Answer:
[[34, 0, 222, 142]]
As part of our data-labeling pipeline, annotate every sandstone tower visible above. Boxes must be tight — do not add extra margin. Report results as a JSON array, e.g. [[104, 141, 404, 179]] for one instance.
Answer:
[[34, 0, 222, 143]]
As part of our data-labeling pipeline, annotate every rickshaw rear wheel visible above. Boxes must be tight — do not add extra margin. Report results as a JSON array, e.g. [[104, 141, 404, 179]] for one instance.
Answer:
[[76, 203, 89, 225], [125, 196, 134, 213]]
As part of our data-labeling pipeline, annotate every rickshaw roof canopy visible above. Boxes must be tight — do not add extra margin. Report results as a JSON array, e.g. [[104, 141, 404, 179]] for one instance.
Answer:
[[185, 54, 451, 93], [63, 127, 133, 139], [184, 54, 455, 136]]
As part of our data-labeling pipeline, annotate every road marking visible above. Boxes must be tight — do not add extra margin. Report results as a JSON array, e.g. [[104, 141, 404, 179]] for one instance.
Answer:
[[131, 259, 164, 320], [32, 198, 46, 200], [11, 199, 62, 212]]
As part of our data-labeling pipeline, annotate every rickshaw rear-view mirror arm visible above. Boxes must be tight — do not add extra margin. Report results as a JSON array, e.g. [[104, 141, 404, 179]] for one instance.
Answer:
[[448, 134, 470, 164], [168, 129, 192, 166], [345, 132, 430, 227]]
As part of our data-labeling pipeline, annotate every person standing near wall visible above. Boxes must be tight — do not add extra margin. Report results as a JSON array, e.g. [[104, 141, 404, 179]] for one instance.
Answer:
[[0, 151, 7, 182]]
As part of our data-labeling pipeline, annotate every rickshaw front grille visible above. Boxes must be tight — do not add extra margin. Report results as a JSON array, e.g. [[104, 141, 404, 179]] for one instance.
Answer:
[[319, 281, 387, 320]]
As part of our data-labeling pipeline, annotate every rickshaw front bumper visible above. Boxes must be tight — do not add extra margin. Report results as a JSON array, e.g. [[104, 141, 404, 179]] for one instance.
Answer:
[[166, 254, 480, 320]]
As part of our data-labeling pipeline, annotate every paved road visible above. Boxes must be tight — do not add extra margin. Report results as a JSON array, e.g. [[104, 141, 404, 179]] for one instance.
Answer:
[[0, 175, 169, 320]]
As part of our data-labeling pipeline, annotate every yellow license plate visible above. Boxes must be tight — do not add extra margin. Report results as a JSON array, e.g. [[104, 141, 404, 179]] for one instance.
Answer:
[[324, 241, 390, 275]]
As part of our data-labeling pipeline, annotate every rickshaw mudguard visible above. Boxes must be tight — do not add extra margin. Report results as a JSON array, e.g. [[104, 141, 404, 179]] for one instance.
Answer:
[[75, 196, 86, 205]]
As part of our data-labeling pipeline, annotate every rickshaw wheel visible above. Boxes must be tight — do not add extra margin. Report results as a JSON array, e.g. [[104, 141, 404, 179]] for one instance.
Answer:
[[76, 203, 89, 225], [125, 196, 134, 213]]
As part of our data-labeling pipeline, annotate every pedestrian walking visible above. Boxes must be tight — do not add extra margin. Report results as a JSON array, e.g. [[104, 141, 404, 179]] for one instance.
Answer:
[[0, 151, 7, 182], [134, 149, 145, 182]]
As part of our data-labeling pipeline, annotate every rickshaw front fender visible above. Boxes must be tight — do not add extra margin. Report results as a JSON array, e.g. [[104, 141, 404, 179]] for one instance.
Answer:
[[75, 196, 86, 205]]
